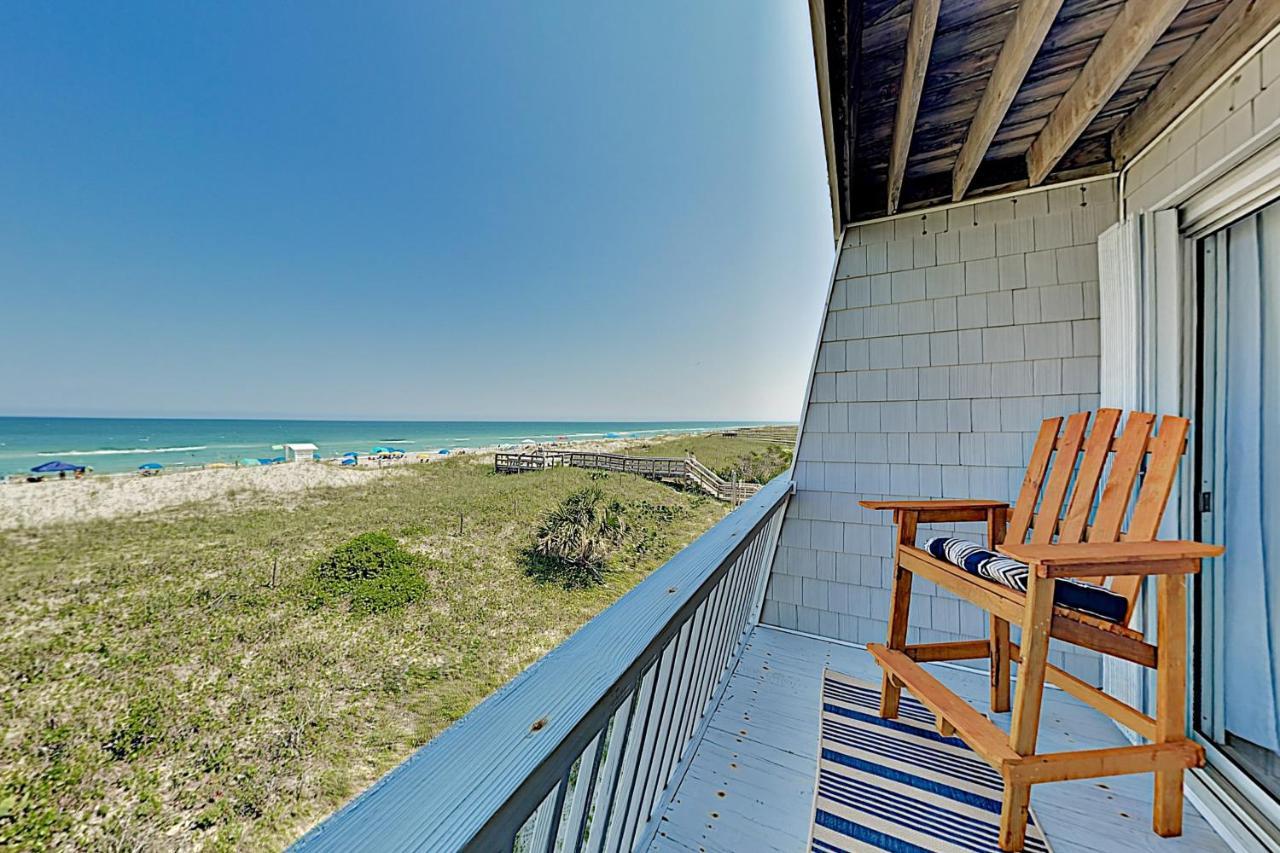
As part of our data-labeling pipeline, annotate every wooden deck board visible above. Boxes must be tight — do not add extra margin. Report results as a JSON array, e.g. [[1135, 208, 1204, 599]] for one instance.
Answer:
[[644, 625, 1229, 853]]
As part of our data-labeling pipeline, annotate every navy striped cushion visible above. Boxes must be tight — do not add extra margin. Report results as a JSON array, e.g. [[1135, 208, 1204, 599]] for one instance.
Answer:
[[923, 537, 1128, 623]]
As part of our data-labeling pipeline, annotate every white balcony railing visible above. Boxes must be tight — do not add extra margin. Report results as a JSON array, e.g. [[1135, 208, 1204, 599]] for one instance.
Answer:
[[293, 474, 792, 852]]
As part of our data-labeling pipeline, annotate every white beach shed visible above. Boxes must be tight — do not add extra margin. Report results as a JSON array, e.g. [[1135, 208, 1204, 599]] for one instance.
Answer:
[[283, 443, 319, 463]]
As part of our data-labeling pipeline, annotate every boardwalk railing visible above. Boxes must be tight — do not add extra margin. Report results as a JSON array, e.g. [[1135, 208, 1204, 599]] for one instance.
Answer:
[[293, 474, 792, 853], [494, 451, 760, 503]]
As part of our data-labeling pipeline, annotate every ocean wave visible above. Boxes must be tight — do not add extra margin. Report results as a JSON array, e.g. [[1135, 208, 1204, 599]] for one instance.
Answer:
[[37, 445, 209, 457]]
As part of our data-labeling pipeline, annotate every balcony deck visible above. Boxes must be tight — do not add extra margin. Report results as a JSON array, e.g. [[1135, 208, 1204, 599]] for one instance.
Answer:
[[647, 624, 1229, 853]]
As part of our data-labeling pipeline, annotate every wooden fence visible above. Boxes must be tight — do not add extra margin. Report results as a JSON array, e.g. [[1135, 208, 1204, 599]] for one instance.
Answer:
[[494, 451, 759, 503]]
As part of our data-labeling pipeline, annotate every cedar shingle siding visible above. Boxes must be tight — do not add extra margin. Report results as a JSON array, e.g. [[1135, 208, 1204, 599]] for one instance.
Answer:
[[763, 180, 1117, 685]]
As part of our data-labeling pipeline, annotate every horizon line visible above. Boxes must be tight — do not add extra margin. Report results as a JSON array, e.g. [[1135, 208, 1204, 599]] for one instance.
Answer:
[[1, 413, 796, 425]]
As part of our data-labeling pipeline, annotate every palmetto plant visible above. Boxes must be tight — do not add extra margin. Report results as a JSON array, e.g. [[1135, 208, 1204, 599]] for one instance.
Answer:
[[533, 487, 627, 584]]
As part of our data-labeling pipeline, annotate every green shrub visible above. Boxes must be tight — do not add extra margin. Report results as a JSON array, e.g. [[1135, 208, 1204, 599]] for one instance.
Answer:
[[349, 562, 429, 614], [315, 531, 414, 585], [312, 531, 427, 613], [528, 488, 626, 586]]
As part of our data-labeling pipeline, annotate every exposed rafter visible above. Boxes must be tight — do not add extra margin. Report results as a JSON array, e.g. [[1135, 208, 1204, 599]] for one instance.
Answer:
[[842, 0, 863, 225], [1112, 0, 1280, 166], [1025, 0, 1189, 186], [952, 0, 1067, 201], [887, 0, 942, 214]]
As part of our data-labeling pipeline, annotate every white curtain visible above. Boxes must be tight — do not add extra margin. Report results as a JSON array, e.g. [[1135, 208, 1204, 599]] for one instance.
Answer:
[[1222, 206, 1280, 753]]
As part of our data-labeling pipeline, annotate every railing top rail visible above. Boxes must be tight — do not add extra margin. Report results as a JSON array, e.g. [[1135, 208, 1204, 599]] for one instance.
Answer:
[[293, 474, 791, 852], [548, 450, 687, 464]]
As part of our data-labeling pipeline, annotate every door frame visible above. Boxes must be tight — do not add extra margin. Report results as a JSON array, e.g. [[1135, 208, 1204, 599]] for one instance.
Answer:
[[1153, 138, 1280, 845]]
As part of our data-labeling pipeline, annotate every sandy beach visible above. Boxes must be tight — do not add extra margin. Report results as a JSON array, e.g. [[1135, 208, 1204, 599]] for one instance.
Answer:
[[0, 435, 692, 530]]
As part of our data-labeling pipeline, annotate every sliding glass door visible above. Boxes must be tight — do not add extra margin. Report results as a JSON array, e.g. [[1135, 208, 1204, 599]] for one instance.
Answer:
[[1196, 200, 1280, 822]]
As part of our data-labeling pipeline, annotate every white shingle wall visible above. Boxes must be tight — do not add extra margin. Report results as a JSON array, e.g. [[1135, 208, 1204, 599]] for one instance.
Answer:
[[1125, 33, 1280, 213], [763, 181, 1117, 686]]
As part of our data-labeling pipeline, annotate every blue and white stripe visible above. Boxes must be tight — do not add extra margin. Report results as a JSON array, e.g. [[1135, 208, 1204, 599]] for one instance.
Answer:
[[923, 535, 1128, 623], [810, 671, 1051, 853]]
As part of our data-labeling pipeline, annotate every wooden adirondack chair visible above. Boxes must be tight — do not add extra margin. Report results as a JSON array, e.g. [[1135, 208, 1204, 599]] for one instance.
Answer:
[[859, 409, 1224, 851]]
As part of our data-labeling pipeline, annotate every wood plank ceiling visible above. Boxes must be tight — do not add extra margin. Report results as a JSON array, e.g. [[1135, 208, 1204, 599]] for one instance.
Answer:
[[818, 0, 1269, 224]]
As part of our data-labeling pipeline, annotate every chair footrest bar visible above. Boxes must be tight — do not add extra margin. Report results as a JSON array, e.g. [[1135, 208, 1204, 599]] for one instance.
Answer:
[[1006, 741, 1204, 785], [1009, 642, 1157, 740], [867, 644, 1020, 769], [904, 639, 991, 662]]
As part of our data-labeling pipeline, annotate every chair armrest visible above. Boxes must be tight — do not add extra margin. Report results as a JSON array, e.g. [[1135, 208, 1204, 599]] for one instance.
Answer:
[[859, 499, 1008, 511], [998, 540, 1224, 579], [858, 499, 1008, 524]]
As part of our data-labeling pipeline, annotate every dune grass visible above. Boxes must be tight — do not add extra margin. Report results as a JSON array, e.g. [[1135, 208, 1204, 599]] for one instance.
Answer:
[[0, 433, 783, 851], [623, 426, 795, 483]]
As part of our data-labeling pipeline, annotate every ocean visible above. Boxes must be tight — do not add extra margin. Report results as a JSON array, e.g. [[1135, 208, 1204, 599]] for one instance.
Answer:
[[0, 417, 778, 475]]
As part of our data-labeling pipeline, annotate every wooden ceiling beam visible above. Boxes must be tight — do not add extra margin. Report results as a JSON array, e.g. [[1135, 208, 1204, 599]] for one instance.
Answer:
[[1025, 0, 1189, 186], [842, 0, 864, 226], [953, 0, 1068, 201], [1112, 0, 1280, 166], [888, 0, 943, 214]]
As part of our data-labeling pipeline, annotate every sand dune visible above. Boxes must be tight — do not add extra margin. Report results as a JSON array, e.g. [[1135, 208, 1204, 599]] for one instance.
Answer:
[[0, 435, 691, 530], [0, 462, 391, 530]]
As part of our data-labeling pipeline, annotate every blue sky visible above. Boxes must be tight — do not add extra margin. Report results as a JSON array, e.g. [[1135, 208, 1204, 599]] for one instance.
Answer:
[[1, 2, 833, 421]]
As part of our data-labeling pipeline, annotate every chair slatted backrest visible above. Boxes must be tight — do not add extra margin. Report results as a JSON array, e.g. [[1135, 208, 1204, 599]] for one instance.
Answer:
[[1004, 408, 1189, 621]]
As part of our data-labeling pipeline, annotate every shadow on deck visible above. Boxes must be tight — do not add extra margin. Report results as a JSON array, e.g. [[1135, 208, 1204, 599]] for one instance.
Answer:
[[647, 624, 1228, 853]]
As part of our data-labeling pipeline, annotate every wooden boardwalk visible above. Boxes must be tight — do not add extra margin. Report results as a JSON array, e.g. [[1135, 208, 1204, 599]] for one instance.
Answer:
[[494, 450, 760, 503]]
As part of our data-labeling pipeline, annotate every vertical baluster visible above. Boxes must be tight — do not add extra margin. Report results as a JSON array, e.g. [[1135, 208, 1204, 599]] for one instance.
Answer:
[[530, 771, 570, 853], [697, 534, 754, 733], [725, 533, 767, 660], [600, 664, 660, 853], [657, 603, 708, 790], [719, 534, 764, 671], [680, 571, 731, 745], [616, 639, 678, 852], [721, 538, 756, 656], [704, 541, 753, 695], [636, 618, 695, 829], [559, 729, 604, 853], [516, 788, 551, 853], [669, 592, 715, 766], [692, 553, 744, 728], [745, 508, 784, 625], [582, 701, 635, 853]]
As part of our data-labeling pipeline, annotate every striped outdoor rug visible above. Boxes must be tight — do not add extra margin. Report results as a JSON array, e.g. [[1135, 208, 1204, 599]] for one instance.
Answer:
[[809, 670, 1050, 853]]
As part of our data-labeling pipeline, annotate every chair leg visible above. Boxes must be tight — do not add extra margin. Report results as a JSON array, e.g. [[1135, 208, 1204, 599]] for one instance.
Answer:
[[985, 507, 1011, 714], [999, 572, 1055, 852], [879, 564, 913, 719], [1154, 574, 1188, 837], [989, 614, 1010, 713], [999, 780, 1032, 852]]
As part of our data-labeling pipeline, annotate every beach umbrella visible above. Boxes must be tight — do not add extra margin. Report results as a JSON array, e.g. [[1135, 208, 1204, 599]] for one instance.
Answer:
[[605, 432, 620, 438], [239, 458, 261, 466], [438, 448, 450, 455], [138, 463, 163, 470], [340, 457, 357, 466], [31, 460, 84, 473]]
